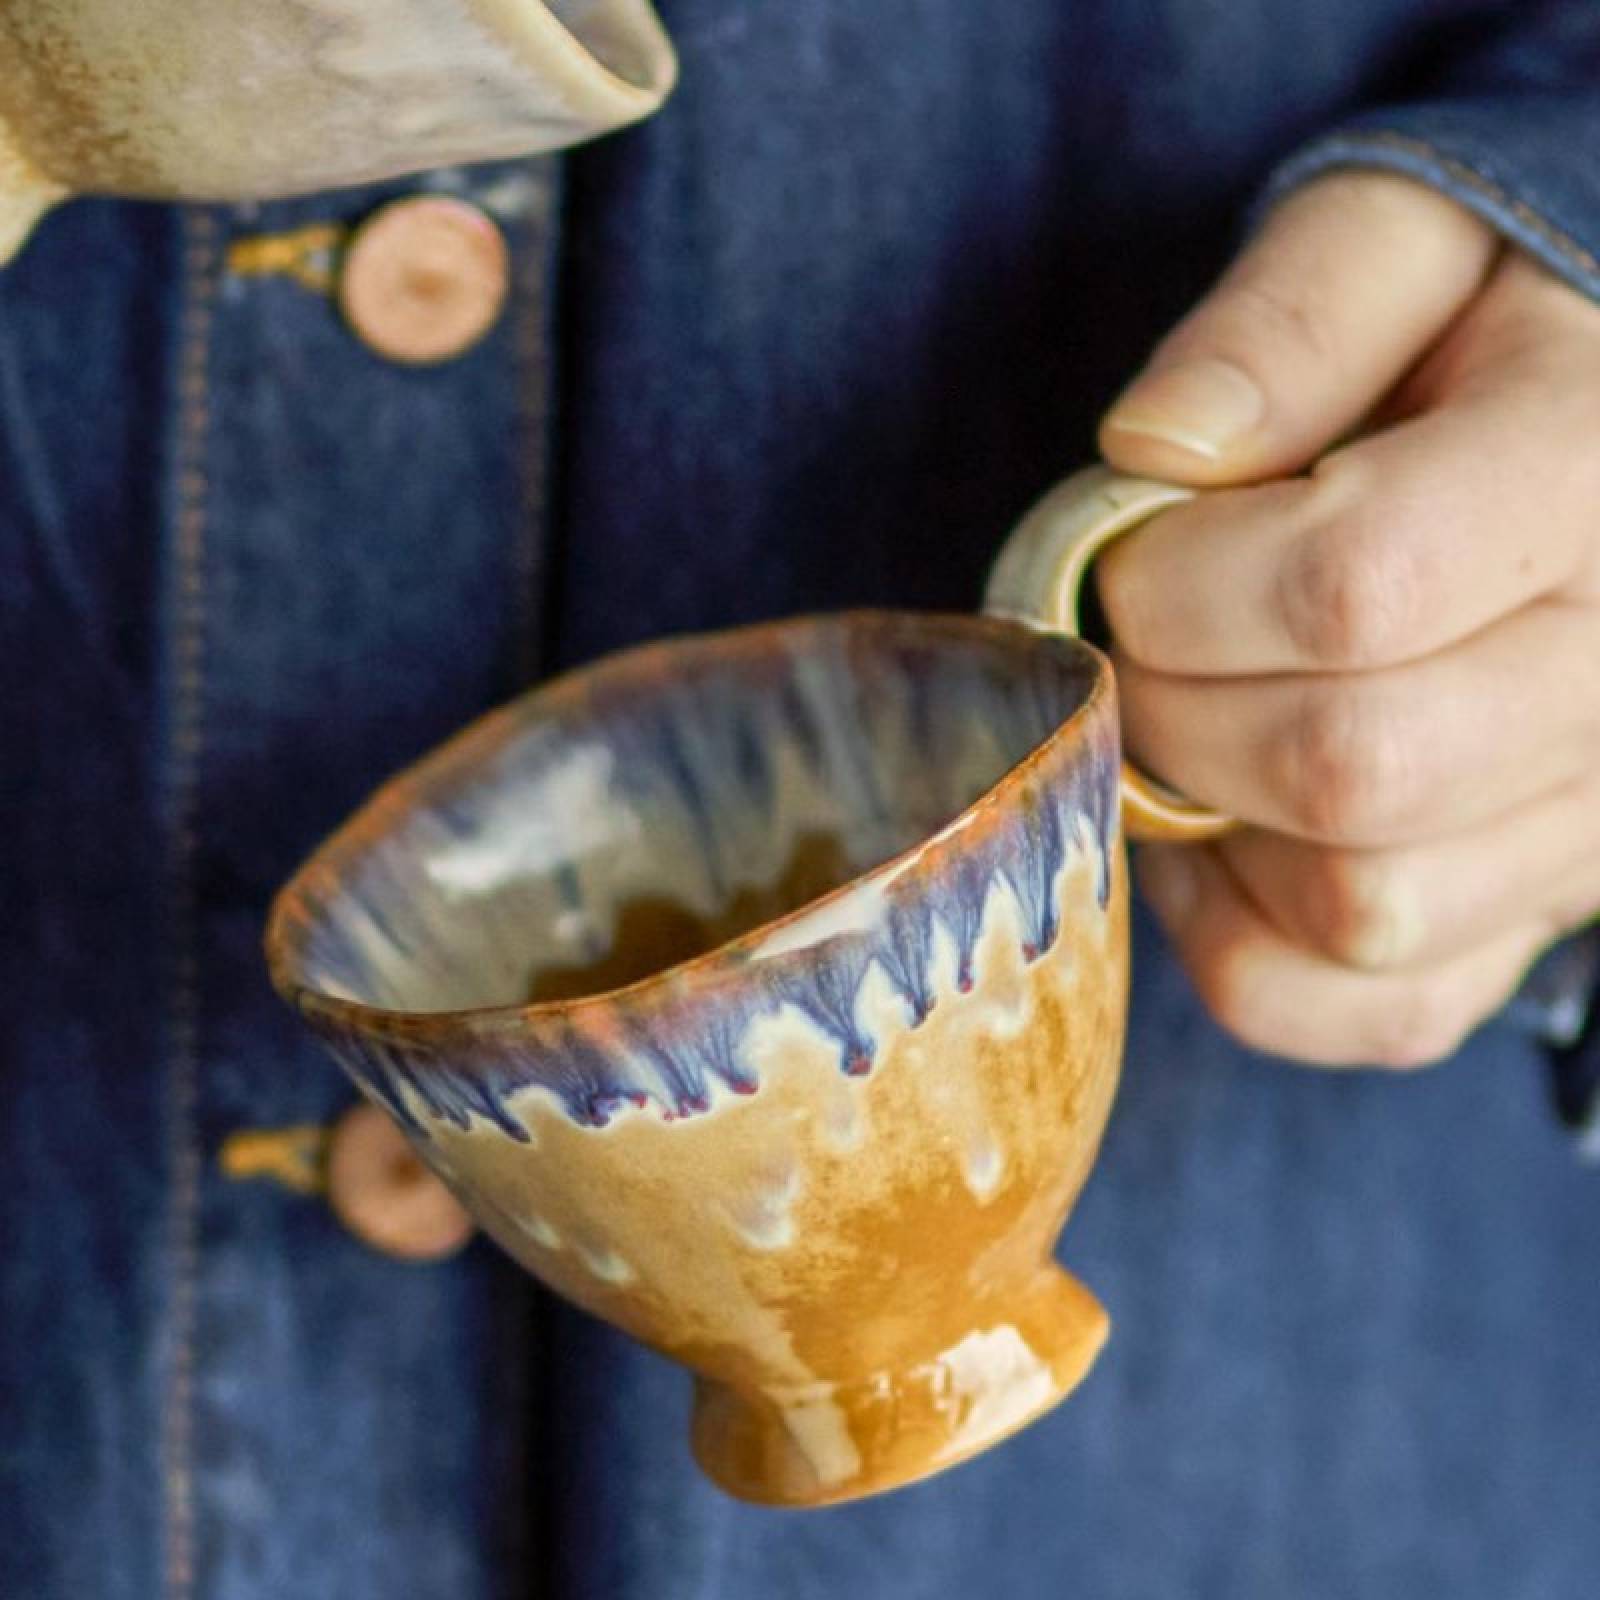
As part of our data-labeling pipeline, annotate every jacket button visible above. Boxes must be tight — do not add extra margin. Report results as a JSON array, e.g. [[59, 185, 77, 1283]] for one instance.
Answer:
[[327, 1102, 475, 1260], [338, 195, 509, 365]]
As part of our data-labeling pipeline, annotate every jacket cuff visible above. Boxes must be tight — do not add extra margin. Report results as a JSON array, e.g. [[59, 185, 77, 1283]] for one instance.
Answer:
[[1257, 97, 1600, 304]]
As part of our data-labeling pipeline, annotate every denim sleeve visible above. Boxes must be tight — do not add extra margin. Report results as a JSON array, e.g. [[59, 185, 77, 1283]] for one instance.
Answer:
[[1258, 99, 1600, 304], [1254, 5, 1600, 1147], [1255, 6, 1600, 304]]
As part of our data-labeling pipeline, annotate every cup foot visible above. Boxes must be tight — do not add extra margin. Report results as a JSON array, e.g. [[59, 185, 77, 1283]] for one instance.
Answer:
[[690, 1265, 1108, 1507]]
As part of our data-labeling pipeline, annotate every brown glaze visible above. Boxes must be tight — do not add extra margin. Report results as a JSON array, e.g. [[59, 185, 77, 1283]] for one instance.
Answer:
[[0, 2, 677, 262], [526, 831, 856, 1003], [438, 847, 1127, 1505]]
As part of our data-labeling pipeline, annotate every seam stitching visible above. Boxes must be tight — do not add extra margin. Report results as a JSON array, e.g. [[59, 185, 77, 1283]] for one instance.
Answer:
[[162, 206, 220, 1600], [511, 160, 559, 688]]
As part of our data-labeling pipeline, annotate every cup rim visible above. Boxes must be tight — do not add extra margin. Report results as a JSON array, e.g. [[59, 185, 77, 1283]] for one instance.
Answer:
[[264, 608, 1115, 1046]]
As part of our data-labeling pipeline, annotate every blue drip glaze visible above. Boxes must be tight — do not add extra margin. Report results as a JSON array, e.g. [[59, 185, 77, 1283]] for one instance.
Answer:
[[1000, 785, 1065, 960], [358, 716, 1107, 1136], [554, 859, 586, 916], [333, 1035, 429, 1137], [547, 1024, 642, 1128], [946, 854, 995, 993], [689, 1006, 759, 1098], [290, 619, 1122, 1139], [879, 894, 939, 1025], [774, 674, 826, 775], [336, 1032, 535, 1143], [729, 703, 774, 816], [776, 939, 878, 1076], [602, 683, 731, 904], [452, 1065, 536, 1139], [379, 717, 1107, 1135], [626, 1034, 710, 1119], [623, 1004, 720, 1119]]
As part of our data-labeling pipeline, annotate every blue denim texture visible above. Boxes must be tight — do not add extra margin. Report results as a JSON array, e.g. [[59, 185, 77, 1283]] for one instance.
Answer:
[[4, 1, 1599, 1596], [1260, 1, 1600, 302], [3, 177, 554, 1600]]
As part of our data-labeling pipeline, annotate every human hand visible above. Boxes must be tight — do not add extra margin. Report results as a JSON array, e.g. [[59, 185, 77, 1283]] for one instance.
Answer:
[[1095, 171, 1600, 1067]]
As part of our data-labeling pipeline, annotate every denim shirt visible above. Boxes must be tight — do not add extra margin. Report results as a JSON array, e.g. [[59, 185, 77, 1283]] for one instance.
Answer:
[[4, 4, 1600, 1599]]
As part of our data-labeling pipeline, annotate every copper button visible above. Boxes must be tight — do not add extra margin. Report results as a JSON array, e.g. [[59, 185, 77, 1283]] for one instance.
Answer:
[[339, 195, 509, 365], [327, 1101, 475, 1261]]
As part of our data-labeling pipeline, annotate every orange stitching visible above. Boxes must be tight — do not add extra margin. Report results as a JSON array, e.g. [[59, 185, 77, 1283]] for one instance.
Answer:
[[225, 221, 346, 293], [1334, 131, 1600, 279], [162, 206, 220, 1600]]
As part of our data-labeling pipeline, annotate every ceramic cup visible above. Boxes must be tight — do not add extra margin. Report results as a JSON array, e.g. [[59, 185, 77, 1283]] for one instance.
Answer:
[[266, 466, 1228, 1506], [0, 1, 674, 262]]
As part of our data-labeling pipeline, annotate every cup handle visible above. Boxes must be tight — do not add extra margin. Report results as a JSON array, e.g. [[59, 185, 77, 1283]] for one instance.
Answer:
[[985, 465, 1237, 843]]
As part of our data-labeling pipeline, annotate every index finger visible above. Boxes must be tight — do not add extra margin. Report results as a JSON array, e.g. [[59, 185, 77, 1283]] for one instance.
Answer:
[[1095, 363, 1599, 677]]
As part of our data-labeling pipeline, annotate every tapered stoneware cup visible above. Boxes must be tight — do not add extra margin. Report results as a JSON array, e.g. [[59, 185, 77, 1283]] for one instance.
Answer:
[[266, 467, 1230, 1506]]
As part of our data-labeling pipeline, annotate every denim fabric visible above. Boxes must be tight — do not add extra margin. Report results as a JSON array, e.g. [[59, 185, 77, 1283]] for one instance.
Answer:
[[2, 170, 559, 1598], [5, 2, 1600, 1598], [1259, 1, 1600, 301]]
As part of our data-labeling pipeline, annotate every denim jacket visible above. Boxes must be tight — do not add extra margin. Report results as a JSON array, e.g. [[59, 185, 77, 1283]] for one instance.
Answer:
[[4, 4, 1600, 1598]]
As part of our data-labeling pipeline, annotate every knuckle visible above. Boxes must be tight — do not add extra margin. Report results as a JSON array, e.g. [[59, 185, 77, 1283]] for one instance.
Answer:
[[1365, 980, 1472, 1071], [1275, 686, 1418, 842], [1190, 934, 1286, 1062], [1275, 507, 1425, 670], [1301, 851, 1421, 970], [1225, 276, 1344, 372], [1188, 938, 1271, 1050]]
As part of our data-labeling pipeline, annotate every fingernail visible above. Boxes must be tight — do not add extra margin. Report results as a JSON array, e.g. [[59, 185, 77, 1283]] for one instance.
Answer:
[[1102, 357, 1265, 461], [1138, 845, 1199, 928]]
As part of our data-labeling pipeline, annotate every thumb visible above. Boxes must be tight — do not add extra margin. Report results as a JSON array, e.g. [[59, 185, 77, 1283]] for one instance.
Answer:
[[1099, 171, 1497, 485]]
